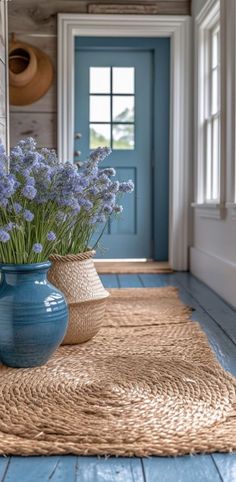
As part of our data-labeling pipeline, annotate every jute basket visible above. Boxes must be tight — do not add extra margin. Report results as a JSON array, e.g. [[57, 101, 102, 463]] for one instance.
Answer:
[[48, 251, 109, 344]]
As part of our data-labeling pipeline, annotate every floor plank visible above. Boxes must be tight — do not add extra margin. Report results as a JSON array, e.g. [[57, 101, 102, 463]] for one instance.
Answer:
[[175, 273, 236, 345], [100, 274, 119, 289], [0, 457, 10, 481], [213, 453, 236, 482], [3, 456, 77, 482], [76, 457, 144, 482], [139, 274, 169, 287], [142, 455, 222, 482], [117, 274, 143, 288], [169, 274, 236, 376]]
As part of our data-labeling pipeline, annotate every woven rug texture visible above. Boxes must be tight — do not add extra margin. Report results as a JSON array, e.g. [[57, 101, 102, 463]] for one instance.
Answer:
[[0, 287, 235, 456], [95, 261, 173, 274]]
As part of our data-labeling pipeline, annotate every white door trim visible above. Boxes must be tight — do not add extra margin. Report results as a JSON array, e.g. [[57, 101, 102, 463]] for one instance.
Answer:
[[57, 13, 192, 270]]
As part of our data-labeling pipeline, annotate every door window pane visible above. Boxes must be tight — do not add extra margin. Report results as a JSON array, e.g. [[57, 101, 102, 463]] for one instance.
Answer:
[[113, 67, 134, 94], [88, 66, 135, 150], [112, 124, 134, 150], [90, 124, 111, 149], [90, 67, 110, 93], [112, 96, 135, 122], [90, 96, 110, 122]]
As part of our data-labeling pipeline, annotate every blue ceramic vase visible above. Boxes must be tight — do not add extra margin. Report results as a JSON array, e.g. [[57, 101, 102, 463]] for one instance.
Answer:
[[0, 262, 68, 368]]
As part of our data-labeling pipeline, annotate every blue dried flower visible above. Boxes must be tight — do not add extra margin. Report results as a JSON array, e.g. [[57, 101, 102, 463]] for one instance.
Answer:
[[98, 173, 111, 186], [18, 137, 37, 150], [79, 198, 91, 210], [109, 181, 120, 193], [13, 202, 23, 214], [32, 243, 43, 253], [0, 199, 8, 208], [119, 180, 134, 193], [21, 184, 37, 200], [5, 222, 18, 232], [0, 229, 10, 243], [103, 204, 113, 215], [103, 192, 116, 203], [77, 177, 89, 189], [23, 174, 35, 186], [89, 186, 99, 196], [5, 222, 14, 232], [40, 148, 59, 166], [23, 209, 34, 222], [100, 168, 116, 177], [89, 147, 112, 164], [0, 174, 16, 202], [47, 231, 56, 241]]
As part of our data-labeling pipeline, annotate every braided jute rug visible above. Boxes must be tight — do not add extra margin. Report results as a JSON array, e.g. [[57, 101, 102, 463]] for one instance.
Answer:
[[0, 287, 235, 457], [95, 261, 173, 274]]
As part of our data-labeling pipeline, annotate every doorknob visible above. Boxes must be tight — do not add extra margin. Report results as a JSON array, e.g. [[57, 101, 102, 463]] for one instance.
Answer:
[[74, 150, 81, 157], [74, 132, 82, 139]]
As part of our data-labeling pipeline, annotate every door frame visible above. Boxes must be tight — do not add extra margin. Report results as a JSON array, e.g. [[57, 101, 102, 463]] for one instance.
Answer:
[[57, 13, 192, 270]]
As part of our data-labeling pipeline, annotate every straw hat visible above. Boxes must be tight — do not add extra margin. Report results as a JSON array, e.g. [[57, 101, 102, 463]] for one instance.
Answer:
[[9, 38, 54, 106]]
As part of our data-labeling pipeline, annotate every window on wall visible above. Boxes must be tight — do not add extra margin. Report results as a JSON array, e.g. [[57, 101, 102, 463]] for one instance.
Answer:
[[205, 22, 220, 202], [195, 0, 221, 210], [89, 67, 135, 150]]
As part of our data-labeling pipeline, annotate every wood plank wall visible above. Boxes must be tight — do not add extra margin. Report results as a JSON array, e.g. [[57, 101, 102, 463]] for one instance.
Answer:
[[8, 0, 191, 150]]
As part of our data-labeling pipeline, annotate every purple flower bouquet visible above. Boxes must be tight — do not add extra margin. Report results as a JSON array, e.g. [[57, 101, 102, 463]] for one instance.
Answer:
[[0, 137, 134, 263]]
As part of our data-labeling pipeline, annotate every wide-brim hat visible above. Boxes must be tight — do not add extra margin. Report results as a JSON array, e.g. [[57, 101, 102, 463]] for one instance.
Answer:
[[9, 39, 54, 106]]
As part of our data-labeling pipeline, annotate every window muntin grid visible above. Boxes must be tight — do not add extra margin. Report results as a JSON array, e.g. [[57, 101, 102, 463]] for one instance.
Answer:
[[89, 67, 135, 150]]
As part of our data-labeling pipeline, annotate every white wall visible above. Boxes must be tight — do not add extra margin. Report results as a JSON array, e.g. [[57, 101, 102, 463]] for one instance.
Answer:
[[190, 0, 236, 307]]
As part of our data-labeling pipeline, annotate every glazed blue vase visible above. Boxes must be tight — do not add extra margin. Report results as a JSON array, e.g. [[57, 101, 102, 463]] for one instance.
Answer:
[[0, 262, 68, 368]]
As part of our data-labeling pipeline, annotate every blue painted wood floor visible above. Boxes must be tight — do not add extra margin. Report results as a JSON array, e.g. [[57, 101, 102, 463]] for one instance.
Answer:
[[0, 272, 236, 482]]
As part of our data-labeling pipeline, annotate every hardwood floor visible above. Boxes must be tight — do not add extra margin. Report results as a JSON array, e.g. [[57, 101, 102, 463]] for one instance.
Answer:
[[0, 272, 235, 482]]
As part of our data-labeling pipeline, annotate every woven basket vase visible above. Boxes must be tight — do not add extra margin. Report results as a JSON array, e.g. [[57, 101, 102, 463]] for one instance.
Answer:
[[48, 251, 109, 345]]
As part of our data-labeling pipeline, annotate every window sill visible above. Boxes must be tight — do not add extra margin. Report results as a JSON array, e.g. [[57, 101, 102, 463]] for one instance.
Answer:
[[191, 202, 225, 219], [226, 203, 236, 220]]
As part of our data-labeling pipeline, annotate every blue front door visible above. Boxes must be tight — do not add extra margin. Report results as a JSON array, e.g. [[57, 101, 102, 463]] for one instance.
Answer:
[[74, 39, 170, 260]]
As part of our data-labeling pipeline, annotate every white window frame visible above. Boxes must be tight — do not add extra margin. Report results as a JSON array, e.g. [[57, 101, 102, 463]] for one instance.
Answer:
[[192, 0, 223, 219], [57, 14, 192, 270], [204, 22, 220, 202]]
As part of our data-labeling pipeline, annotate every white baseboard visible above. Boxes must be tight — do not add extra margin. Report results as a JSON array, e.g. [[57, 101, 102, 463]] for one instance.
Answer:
[[190, 247, 236, 308]]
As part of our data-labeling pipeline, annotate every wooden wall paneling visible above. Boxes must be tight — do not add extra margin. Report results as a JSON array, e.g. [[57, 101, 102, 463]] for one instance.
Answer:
[[88, 2, 191, 15], [8, 1, 87, 36], [8, 0, 191, 36], [10, 112, 57, 148]]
